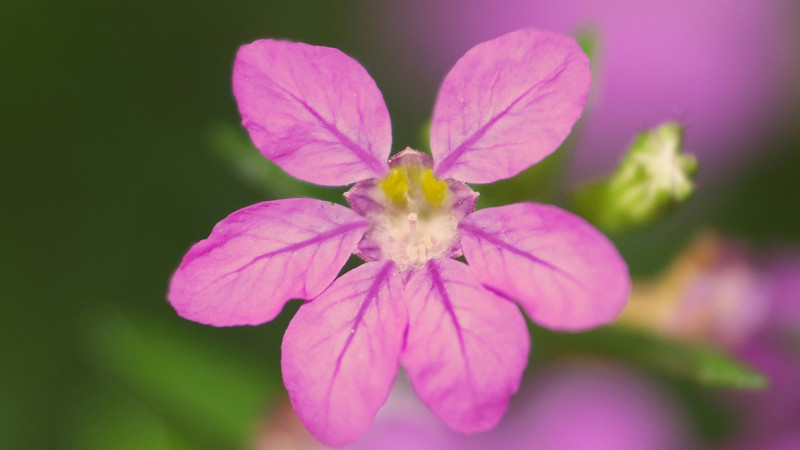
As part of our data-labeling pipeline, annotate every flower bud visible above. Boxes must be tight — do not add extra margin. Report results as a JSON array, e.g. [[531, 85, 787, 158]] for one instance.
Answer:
[[574, 122, 697, 232]]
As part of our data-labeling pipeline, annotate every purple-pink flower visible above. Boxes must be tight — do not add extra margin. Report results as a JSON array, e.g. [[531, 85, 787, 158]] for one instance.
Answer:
[[369, 0, 800, 182], [256, 362, 690, 450], [168, 29, 630, 447], [619, 235, 800, 449]]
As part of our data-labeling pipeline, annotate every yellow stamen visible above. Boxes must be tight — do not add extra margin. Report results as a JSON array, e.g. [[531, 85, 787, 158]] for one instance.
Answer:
[[421, 168, 447, 206], [380, 167, 410, 206], [380, 165, 448, 208]]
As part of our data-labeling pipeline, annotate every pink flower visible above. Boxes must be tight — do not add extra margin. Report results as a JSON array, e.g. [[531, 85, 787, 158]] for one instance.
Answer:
[[255, 362, 690, 450], [618, 235, 800, 447], [168, 29, 630, 447], [369, 0, 800, 181]]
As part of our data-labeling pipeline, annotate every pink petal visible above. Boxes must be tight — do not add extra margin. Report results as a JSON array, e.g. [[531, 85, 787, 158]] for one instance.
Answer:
[[401, 259, 529, 433], [282, 261, 406, 447], [233, 39, 391, 186], [430, 29, 590, 183], [168, 199, 368, 326], [459, 203, 630, 331]]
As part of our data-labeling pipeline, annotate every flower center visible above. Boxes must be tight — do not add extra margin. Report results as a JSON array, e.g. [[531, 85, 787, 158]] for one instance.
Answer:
[[345, 148, 477, 271], [375, 165, 456, 270], [380, 165, 449, 208]]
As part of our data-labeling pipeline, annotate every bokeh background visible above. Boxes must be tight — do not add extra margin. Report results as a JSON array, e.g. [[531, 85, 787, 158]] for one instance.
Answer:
[[2, 1, 799, 448]]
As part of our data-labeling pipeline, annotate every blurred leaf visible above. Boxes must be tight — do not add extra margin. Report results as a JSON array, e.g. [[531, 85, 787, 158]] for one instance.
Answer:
[[208, 122, 343, 203], [80, 309, 279, 448], [417, 119, 431, 154], [62, 383, 195, 450], [575, 27, 599, 67], [532, 326, 768, 390], [476, 147, 565, 208], [709, 131, 800, 241]]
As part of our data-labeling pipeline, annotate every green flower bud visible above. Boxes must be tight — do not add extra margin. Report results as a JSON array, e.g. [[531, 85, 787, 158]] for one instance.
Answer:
[[574, 122, 698, 232]]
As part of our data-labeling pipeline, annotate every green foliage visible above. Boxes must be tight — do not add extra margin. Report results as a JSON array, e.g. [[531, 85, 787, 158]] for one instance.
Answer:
[[532, 326, 767, 390], [575, 27, 600, 69], [80, 310, 280, 449], [62, 384, 196, 450]]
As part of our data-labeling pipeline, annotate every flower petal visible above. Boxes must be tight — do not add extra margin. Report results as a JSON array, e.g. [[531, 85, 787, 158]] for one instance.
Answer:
[[233, 39, 391, 186], [459, 203, 630, 331], [168, 199, 368, 326], [401, 259, 529, 433], [282, 261, 406, 447], [430, 29, 590, 183]]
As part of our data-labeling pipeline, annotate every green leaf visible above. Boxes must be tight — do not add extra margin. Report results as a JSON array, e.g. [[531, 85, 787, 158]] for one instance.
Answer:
[[575, 27, 600, 67], [417, 119, 432, 155], [532, 326, 768, 390], [62, 383, 196, 450], [476, 147, 566, 207], [80, 309, 280, 448]]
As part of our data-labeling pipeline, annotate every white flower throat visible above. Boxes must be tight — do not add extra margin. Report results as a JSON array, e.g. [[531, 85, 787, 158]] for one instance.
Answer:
[[345, 149, 477, 271]]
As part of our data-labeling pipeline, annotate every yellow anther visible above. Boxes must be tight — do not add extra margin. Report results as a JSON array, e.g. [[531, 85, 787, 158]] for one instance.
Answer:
[[380, 164, 448, 208], [421, 168, 447, 206], [380, 167, 410, 205]]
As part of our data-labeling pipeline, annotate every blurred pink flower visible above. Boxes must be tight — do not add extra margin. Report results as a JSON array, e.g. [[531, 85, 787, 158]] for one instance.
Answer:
[[734, 338, 800, 446], [472, 362, 690, 450], [168, 29, 630, 446], [732, 253, 800, 447], [762, 254, 800, 334], [368, 0, 800, 181], [256, 362, 690, 450], [619, 234, 800, 448], [620, 233, 771, 348]]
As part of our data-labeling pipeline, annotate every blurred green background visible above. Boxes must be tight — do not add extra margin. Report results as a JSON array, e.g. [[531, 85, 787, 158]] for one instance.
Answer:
[[2, 1, 798, 449]]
